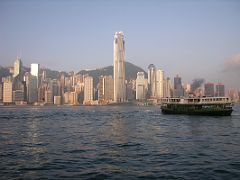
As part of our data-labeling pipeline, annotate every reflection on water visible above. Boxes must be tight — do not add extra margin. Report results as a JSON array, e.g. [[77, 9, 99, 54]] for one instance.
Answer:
[[0, 105, 240, 179]]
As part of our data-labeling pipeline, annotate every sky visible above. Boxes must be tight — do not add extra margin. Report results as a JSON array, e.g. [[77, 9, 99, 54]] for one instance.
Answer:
[[0, 0, 240, 88]]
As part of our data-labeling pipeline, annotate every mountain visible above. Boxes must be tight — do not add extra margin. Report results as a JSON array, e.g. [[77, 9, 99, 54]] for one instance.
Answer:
[[78, 61, 147, 87], [0, 61, 147, 87], [0, 66, 11, 78]]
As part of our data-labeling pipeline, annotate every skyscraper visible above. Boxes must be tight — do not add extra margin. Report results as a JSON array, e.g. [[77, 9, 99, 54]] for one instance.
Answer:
[[136, 72, 147, 100], [98, 75, 114, 104], [173, 75, 184, 97], [113, 31, 126, 102], [204, 83, 214, 97], [3, 77, 13, 104], [156, 69, 165, 99], [84, 76, 93, 104], [0, 83, 3, 102], [30, 63, 40, 103], [148, 64, 156, 98], [31, 63, 40, 78], [165, 77, 172, 97], [215, 83, 225, 97], [13, 57, 22, 78]]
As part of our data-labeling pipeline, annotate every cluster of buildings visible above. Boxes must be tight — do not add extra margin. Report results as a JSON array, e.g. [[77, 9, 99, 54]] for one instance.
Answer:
[[0, 32, 239, 106]]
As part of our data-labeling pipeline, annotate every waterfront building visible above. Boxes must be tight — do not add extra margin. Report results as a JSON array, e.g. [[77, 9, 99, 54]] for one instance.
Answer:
[[98, 75, 114, 104], [136, 72, 147, 100], [204, 83, 215, 97], [29, 76, 38, 103], [113, 31, 126, 102], [38, 85, 46, 102], [185, 83, 191, 94], [65, 77, 72, 92], [3, 77, 13, 104], [64, 92, 78, 105], [228, 89, 240, 102], [0, 83, 3, 102], [45, 90, 53, 104], [60, 73, 65, 104], [70, 92, 78, 105], [13, 90, 24, 102], [84, 76, 93, 104], [126, 79, 136, 101], [30, 63, 40, 103], [165, 77, 172, 97], [215, 83, 225, 97], [54, 96, 61, 105], [148, 64, 157, 98], [173, 75, 184, 97], [64, 92, 70, 104], [156, 69, 165, 99], [51, 79, 60, 98]]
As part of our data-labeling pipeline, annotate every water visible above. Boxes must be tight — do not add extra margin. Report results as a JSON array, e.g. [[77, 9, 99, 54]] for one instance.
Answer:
[[0, 105, 240, 179]]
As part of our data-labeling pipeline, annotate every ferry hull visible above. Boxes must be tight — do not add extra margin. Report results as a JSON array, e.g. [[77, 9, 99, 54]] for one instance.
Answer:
[[161, 107, 233, 116]]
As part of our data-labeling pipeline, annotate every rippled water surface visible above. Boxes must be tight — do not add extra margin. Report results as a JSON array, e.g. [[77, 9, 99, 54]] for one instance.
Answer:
[[0, 105, 240, 179]]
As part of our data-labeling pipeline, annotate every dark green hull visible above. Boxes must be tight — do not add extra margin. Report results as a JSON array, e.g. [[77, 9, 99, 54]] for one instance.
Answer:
[[161, 104, 233, 116]]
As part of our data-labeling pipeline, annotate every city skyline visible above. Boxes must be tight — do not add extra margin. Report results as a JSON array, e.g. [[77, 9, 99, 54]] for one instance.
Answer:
[[0, 0, 240, 88]]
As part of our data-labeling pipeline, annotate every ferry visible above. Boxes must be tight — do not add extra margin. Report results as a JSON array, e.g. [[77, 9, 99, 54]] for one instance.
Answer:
[[161, 97, 233, 116]]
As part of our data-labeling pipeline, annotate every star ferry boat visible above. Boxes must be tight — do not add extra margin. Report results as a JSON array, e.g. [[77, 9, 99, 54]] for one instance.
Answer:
[[161, 97, 233, 116]]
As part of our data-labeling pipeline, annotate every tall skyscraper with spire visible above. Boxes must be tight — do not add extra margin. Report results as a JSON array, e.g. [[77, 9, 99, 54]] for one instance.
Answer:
[[113, 31, 126, 102]]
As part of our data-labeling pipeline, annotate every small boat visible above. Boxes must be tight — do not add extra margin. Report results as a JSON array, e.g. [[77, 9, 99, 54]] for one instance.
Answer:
[[161, 97, 233, 116]]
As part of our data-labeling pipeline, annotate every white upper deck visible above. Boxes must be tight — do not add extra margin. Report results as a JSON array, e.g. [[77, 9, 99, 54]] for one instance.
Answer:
[[161, 97, 232, 105]]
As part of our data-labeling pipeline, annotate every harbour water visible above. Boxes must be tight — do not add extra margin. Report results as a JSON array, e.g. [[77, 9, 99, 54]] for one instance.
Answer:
[[0, 105, 240, 179]]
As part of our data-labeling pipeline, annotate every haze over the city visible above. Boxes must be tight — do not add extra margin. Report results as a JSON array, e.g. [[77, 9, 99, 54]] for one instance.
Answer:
[[0, 0, 240, 88]]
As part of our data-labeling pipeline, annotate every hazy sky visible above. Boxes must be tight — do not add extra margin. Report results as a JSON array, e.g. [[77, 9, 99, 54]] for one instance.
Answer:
[[0, 0, 240, 88]]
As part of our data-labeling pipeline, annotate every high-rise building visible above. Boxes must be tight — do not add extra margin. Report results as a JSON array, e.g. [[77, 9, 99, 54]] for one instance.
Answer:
[[228, 89, 240, 102], [13, 57, 22, 78], [45, 90, 53, 104], [3, 77, 13, 104], [156, 69, 165, 99], [204, 83, 214, 97], [0, 83, 3, 102], [30, 63, 40, 103], [38, 86, 46, 102], [126, 79, 136, 101], [215, 83, 225, 97], [13, 90, 24, 102], [30, 76, 38, 103], [98, 75, 114, 104], [60, 73, 65, 104], [64, 92, 78, 105], [148, 64, 157, 98], [31, 63, 40, 78], [24, 72, 37, 103], [51, 79, 60, 98], [173, 75, 184, 97], [113, 31, 126, 102], [136, 72, 147, 100], [165, 77, 172, 97], [84, 76, 93, 104]]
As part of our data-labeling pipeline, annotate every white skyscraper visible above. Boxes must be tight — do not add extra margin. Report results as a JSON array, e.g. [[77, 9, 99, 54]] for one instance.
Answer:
[[84, 76, 93, 104], [136, 72, 147, 100], [113, 31, 126, 102], [31, 63, 40, 79], [156, 69, 165, 99]]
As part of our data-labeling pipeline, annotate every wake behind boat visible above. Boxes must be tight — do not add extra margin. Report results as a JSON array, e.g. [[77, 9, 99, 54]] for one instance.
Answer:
[[161, 97, 233, 116]]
